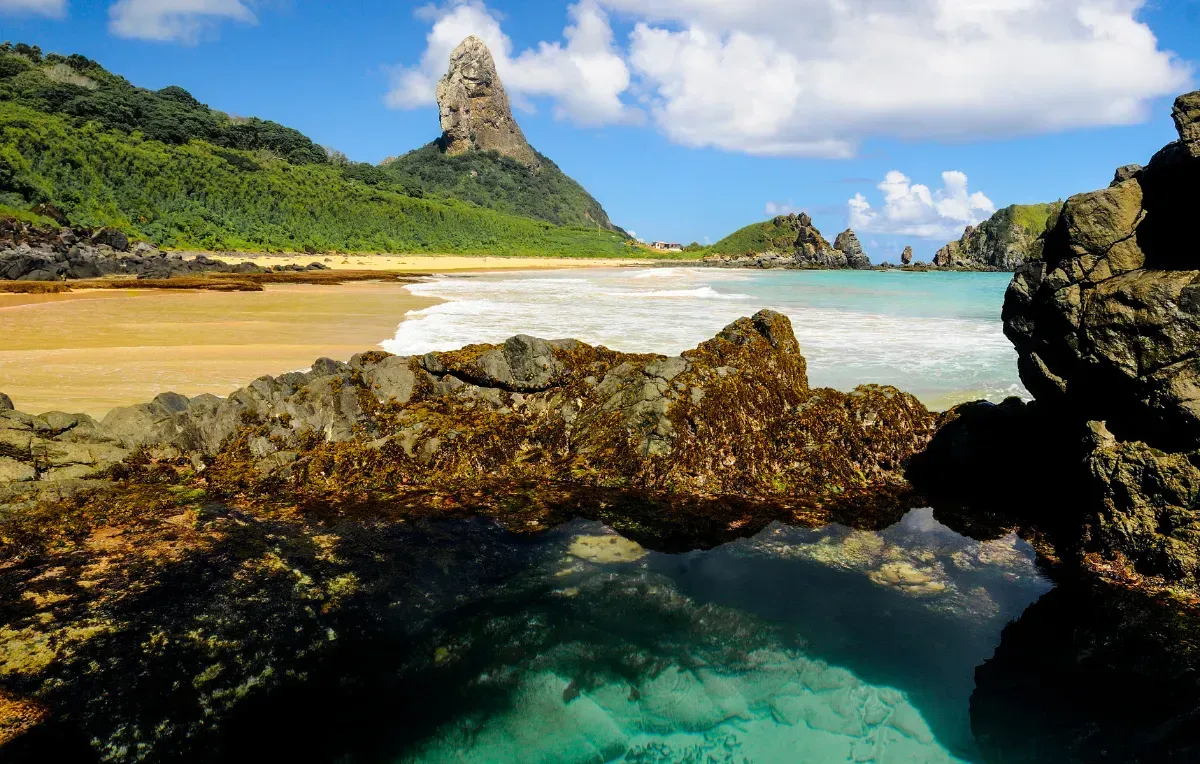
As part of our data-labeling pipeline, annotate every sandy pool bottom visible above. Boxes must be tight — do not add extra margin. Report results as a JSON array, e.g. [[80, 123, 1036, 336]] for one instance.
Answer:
[[0, 282, 438, 418]]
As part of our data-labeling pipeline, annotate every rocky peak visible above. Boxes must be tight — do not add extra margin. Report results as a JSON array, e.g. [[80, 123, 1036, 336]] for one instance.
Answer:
[[435, 36, 540, 170], [901, 246, 913, 265], [1172, 90, 1200, 157], [772, 213, 831, 255], [833, 229, 871, 269]]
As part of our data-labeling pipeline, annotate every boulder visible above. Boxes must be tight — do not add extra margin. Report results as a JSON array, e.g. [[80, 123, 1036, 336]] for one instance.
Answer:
[[1003, 91, 1200, 450], [0, 311, 936, 518], [901, 246, 913, 265], [0, 393, 12, 411], [1173, 89, 1200, 156], [90, 228, 130, 252], [914, 89, 1200, 589]]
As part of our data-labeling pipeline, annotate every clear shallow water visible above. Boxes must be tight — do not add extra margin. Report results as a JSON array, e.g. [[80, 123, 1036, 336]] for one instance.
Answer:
[[365, 509, 1052, 763], [385, 268, 1025, 410]]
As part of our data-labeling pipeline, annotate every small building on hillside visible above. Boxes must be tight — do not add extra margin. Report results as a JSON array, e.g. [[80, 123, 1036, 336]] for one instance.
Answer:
[[651, 242, 684, 252]]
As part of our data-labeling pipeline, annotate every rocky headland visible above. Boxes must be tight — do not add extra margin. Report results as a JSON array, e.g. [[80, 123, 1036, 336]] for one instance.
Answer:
[[704, 214, 873, 269], [932, 203, 1062, 272]]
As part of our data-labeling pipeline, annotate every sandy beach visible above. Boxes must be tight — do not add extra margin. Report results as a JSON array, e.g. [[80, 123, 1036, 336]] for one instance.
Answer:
[[0, 281, 439, 418], [218, 253, 663, 273]]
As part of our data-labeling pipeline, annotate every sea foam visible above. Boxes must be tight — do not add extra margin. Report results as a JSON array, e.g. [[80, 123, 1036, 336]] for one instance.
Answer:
[[385, 268, 1027, 409]]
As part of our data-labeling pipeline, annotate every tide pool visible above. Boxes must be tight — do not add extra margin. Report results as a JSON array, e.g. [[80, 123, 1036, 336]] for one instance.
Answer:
[[385, 268, 1024, 410], [213, 510, 1049, 762]]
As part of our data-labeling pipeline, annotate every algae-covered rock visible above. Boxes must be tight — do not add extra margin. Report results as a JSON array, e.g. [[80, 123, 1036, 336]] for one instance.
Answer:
[[2, 311, 934, 522]]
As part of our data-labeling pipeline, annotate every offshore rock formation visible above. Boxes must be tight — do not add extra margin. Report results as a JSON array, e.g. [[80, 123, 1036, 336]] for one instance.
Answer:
[[833, 229, 871, 269], [932, 203, 1061, 271], [914, 90, 1200, 592], [436, 36, 540, 170], [901, 246, 913, 266], [705, 215, 872, 270]]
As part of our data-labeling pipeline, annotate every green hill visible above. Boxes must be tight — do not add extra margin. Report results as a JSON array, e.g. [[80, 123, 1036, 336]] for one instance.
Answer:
[[0, 102, 632, 255], [0, 41, 631, 255], [382, 144, 622, 232], [709, 213, 832, 256]]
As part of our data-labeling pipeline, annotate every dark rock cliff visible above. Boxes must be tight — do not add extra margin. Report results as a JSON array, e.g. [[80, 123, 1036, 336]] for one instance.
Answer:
[[913, 89, 1200, 593]]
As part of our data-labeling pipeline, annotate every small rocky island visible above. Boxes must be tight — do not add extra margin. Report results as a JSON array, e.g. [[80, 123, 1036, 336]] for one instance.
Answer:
[[703, 213, 873, 269]]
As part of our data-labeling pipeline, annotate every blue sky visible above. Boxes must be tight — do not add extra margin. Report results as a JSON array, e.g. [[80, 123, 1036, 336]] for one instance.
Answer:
[[2, 0, 1198, 261]]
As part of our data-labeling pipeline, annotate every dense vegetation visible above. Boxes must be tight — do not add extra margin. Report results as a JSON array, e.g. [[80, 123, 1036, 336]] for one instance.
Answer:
[[993, 202, 1063, 239], [0, 41, 640, 256], [0, 103, 634, 255], [0, 42, 327, 165], [382, 143, 621, 231], [708, 216, 819, 256]]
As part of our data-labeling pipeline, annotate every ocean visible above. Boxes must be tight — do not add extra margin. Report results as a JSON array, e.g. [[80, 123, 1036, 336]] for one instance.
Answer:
[[385, 268, 1025, 411]]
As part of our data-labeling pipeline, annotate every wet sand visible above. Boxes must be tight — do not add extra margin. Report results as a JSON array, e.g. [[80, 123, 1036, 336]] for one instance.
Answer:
[[0, 282, 438, 418]]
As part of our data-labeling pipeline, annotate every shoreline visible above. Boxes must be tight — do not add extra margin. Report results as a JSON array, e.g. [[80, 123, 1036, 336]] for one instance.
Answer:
[[0, 281, 441, 419], [179, 252, 668, 273]]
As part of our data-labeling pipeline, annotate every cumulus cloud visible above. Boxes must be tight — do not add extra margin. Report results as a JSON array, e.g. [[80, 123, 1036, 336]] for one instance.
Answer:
[[0, 0, 66, 16], [387, 0, 635, 126], [612, 0, 1191, 157], [849, 171, 996, 239], [109, 0, 256, 43]]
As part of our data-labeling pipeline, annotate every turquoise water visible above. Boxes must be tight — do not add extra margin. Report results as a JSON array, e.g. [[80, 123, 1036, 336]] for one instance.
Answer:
[[215, 510, 1049, 762], [382, 510, 1051, 762], [388, 269, 1024, 410]]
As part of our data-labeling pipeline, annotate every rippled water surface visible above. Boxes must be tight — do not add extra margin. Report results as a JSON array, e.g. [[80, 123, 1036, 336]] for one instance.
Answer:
[[385, 268, 1024, 410]]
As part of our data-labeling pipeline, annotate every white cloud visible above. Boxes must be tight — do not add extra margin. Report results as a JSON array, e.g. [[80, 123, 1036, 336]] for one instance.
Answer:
[[0, 0, 66, 16], [387, 0, 635, 126], [764, 201, 801, 216], [108, 0, 256, 43], [610, 0, 1191, 157], [849, 171, 996, 239]]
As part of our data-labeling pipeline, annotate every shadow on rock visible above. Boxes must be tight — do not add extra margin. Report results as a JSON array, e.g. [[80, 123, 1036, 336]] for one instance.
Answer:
[[972, 579, 1200, 763]]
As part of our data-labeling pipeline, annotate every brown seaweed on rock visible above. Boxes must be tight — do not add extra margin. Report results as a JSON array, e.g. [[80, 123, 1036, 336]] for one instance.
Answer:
[[0, 310, 939, 758]]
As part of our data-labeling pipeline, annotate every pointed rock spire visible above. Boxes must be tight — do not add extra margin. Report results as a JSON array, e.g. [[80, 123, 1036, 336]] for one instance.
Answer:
[[435, 36, 540, 170]]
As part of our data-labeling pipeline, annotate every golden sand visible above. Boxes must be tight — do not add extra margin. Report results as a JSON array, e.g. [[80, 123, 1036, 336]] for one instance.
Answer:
[[228, 253, 660, 273], [0, 282, 438, 418]]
